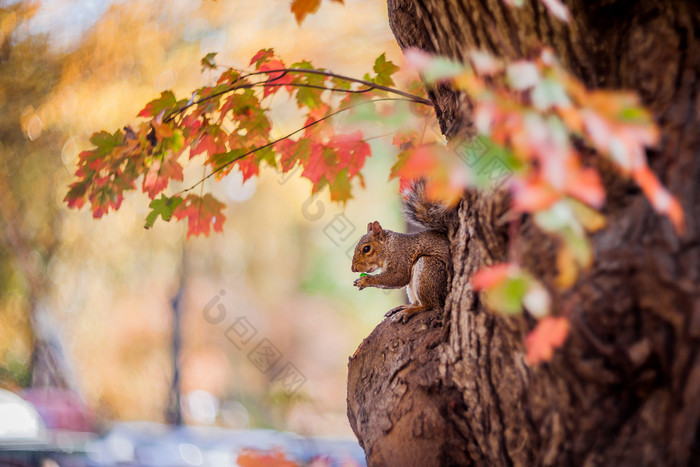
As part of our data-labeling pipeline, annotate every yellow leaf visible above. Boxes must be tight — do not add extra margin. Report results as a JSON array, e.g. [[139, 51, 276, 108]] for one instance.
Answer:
[[570, 199, 606, 232], [555, 245, 578, 288]]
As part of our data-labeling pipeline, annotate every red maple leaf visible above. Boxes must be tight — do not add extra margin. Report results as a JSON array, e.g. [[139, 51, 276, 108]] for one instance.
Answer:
[[191, 130, 227, 159], [471, 263, 514, 290], [300, 142, 327, 185], [392, 131, 417, 149], [173, 194, 227, 238], [236, 156, 259, 182], [142, 157, 183, 199], [250, 49, 275, 68], [88, 176, 124, 219], [525, 316, 570, 364], [274, 138, 300, 172], [259, 59, 294, 97], [181, 115, 203, 138], [397, 145, 439, 183], [331, 131, 370, 177], [64, 182, 88, 209]]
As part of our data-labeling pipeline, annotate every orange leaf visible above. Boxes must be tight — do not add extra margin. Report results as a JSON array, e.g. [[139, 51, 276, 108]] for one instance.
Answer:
[[471, 263, 513, 290], [525, 316, 569, 364], [565, 166, 605, 208], [633, 165, 686, 234], [173, 194, 227, 238], [511, 178, 560, 212], [290, 0, 322, 25], [237, 448, 298, 467], [396, 145, 439, 183], [555, 245, 578, 288]]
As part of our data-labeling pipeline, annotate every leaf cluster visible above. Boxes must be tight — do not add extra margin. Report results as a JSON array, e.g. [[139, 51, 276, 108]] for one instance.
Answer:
[[64, 50, 414, 238]]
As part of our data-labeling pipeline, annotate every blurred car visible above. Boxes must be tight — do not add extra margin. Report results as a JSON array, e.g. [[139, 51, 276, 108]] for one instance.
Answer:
[[0, 388, 92, 466], [20, 388, 93, 433], [0, 388, 46, 442]]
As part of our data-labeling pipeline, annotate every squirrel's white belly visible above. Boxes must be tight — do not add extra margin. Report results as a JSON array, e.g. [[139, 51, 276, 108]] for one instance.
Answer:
[[406, 258, 425, 304]]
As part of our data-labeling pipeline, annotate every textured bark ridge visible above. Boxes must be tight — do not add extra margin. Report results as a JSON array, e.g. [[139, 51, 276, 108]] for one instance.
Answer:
[[347, 1, 700, 465]]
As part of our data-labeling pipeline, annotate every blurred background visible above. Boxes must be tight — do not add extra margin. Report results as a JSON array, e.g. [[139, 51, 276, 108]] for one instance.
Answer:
[[0, 0, 415, 465]]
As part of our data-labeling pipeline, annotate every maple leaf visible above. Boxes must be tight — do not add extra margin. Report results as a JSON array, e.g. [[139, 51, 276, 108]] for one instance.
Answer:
[[290, 0, 344, 25], [201, 52, 217, 71], [300, 142, 327, 186], [138, 91, 177, 118], [274, 138, 308, 172], [396, 145, 439, 183], [259, 59, 295, 97], [250, 49, 275, 68], [173, 194, 227, 238], [142, 156, 183, 199], [390, 150, 413, 182], [472, 263, 551, 318], [370, 53, 400, 87], [181, 115, 203, 138], [330, 168, 353, 202], [525, 316, 570, 364], [291, 62, 328, 109], [88, 178, 124, 219], [90, 129, 125, 157], [190, 128, 227, 159], [471, 263, 514, 290], [235, 156, 260, 182], [64, 181, 89, 209], [302, 103, 332, 138], [330, 131, 370, 177], [145, 194, 183, 229], [633, 165, 685, 234], [208, 148, 247, 176]]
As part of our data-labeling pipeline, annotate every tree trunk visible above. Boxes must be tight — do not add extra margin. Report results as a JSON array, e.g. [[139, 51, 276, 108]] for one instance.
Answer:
[[347, 1, 700, 465]]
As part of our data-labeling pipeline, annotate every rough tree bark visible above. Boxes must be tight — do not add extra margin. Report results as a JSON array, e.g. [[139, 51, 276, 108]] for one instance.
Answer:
[[347, 1, 700, 465]]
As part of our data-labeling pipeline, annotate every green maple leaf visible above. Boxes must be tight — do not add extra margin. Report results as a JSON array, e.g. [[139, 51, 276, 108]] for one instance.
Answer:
[[329, 169, 352, 202], [145, 194, 183, 229], [371, 53, 399, 87], [201, 52, 217, 71], [138, 91, 177, 118]]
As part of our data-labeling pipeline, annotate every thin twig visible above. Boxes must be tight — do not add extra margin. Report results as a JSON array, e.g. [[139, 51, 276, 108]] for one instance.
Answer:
[[165, 68, 432, 122]]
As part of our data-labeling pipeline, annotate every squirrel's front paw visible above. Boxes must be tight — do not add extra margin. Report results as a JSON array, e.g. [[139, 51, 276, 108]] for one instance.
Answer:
[[353, 277, 368, 290]]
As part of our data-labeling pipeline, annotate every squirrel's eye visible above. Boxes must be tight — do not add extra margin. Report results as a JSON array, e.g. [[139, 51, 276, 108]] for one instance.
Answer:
[[362, 245, 371, 253]]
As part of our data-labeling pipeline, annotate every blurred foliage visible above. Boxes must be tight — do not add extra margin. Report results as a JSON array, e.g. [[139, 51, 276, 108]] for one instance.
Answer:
[[0, 1, 64, 390]]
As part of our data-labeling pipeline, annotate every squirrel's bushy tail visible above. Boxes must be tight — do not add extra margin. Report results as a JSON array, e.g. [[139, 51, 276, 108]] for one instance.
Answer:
[[402, 180, 459, 233]]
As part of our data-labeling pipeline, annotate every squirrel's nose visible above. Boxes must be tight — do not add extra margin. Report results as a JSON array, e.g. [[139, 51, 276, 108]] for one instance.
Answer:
[[351, 265, 356, 272]]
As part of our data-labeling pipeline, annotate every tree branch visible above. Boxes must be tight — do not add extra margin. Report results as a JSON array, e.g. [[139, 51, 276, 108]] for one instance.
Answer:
[[165, 68, 432, 122]]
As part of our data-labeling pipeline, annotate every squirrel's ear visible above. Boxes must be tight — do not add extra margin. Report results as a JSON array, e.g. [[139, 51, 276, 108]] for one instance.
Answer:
[[371, 221, 383, 236], [367, 222, 373, 233]]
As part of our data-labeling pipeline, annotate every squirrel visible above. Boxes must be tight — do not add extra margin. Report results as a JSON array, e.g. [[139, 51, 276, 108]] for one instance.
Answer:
[[350, 181, 456, 320]]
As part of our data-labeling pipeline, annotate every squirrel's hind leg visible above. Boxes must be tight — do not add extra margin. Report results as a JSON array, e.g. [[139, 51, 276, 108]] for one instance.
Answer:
[[385, 304, 409, 318], [385, 303, 430, 322]]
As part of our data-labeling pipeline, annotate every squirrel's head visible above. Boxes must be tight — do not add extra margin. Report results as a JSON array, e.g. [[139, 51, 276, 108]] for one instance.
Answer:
[[351, 221, 388, 273]]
